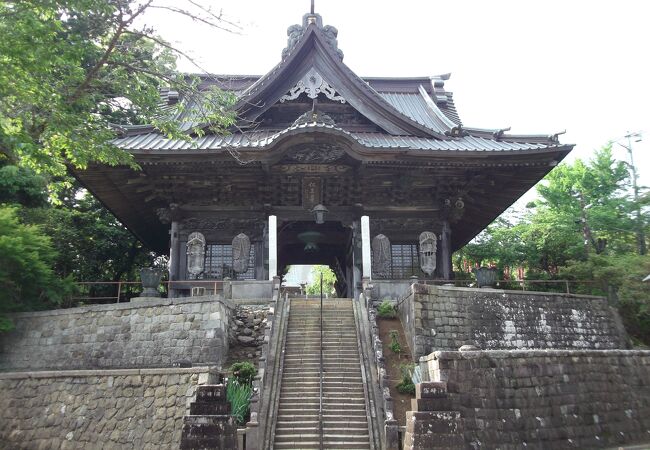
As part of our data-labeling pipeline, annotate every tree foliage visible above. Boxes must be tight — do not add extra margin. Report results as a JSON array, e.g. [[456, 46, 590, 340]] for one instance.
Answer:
[[0, 206, 75, 330], [0, 0, 237, 176], [0, 0, 239, 323], [305, 265, 337, 295], [459, 146, 646, 273], [20, 182, 155, 282]]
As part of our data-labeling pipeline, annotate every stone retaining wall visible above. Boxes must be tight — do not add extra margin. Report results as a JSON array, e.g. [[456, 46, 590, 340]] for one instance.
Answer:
[[398, 284, 628, 358], [408, 349, 650, 449], [0, 297, 231, 371], [0, 367, 218, 450]]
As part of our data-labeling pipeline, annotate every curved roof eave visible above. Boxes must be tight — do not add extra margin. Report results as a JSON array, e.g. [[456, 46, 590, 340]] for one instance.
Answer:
[[118, 123, 573, 163]]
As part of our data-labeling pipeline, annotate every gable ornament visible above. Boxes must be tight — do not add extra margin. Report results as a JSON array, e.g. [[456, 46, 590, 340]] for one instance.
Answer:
[[280, 69, 346, 104]]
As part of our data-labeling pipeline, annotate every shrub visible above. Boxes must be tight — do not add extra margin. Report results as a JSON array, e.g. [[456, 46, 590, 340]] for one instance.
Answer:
[[226, 379, 253, 425], [229, 361, 257, 386], [396, 363, 416, 395], [377, 300, 396, 318], [388, 330, 401, 353], [0, 206, 74, 332]]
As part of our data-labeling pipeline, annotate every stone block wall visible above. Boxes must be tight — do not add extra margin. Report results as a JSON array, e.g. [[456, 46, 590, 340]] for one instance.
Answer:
[[398, 284, 628, 358], [0, 367, 217, 449], [409, 349, 650, 449], [0, 297, 231, 371]]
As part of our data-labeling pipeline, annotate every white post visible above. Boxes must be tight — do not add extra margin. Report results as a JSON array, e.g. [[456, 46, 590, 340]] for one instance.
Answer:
[[268, 215, 277, 280], [169, 220, 179, 281], [361, 215, 371, 279]]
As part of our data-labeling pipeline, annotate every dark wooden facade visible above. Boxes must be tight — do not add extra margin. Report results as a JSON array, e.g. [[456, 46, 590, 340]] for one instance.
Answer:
[[74, 12, 573, 297]]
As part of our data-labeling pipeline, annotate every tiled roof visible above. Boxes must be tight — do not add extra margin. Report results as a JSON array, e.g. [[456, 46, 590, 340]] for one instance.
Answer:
[[113, 122, 561, 153]]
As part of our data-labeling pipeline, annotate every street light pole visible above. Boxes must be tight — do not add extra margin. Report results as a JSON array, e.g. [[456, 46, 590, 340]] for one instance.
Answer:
[[620, 132, 646, 255]]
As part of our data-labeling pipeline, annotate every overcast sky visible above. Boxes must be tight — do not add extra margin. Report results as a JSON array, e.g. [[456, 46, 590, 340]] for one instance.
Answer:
[[145, 0, 649, 205]]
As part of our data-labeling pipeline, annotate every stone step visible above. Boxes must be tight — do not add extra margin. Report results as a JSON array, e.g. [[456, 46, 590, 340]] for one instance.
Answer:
[[279, 397, 366, 404], [280, 378, 364, 385], [275, 420, 368, 429], [280, 392, 365, 399], [275, 433, 370, 442], [276, 414, 368, 423], [274, 443, 369, 450], [277, 407, 367, 416], [275, 299, 369, 449], [280, 377, 363, 385]]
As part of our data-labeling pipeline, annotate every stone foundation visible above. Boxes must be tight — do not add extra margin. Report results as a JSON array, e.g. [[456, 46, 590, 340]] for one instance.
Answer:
[[0, 367, 218, 449], [398, 284, 628, 358], [406, 349, 650, 449], [0, 296, 231, 371]]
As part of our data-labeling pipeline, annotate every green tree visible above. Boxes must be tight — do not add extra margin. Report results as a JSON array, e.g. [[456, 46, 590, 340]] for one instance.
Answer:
[[0, 164, 48, 207], [458, 145, 642, 277], [0, 0, 237, 176], [305, 265, 337, 295], [20, 184, 155, 282], [536, 145, 636, 256], [0, 206, 74, 330]]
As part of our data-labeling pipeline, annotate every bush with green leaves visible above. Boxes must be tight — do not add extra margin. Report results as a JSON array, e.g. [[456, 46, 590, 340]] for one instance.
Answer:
[[226, 379, 253, 425], [229, 361, 257, 386], [0, 206, 74, 331], [396, 363, 416, 395], [377, 300, 396, 319], [389, 330, 402, 353]]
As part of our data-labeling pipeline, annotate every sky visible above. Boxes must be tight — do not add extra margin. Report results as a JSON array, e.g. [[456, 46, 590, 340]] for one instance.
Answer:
[[144, 0, 650, 205]]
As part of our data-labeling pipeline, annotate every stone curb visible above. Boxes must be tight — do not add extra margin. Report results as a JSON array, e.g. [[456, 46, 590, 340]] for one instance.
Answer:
[[0, 365, 218, 380], [6, 296, 234, 318], [416, 283, 607, 300], [421, 349, 650, 362]]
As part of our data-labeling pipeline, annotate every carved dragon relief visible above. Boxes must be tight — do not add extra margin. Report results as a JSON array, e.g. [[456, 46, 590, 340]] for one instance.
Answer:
[[286, 143, 345, 164], [280, 69, 346, 104]]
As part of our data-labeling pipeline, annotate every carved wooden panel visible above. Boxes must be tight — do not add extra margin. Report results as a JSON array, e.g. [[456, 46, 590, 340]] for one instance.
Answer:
[[302, 177, 322, 208]]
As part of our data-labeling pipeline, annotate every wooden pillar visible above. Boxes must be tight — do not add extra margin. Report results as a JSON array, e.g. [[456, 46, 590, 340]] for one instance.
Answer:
[[441, 219, 452, 280]]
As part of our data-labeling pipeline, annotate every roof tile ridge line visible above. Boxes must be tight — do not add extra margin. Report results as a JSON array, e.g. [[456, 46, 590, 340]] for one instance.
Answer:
[[360, 74, 451, 83], [417, 85, 457, 131], [327, 52, 449, 139], [461, 126, 563, 145]]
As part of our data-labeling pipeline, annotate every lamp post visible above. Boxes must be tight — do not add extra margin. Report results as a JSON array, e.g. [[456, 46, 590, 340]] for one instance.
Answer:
[[617, 132, 646, 255]]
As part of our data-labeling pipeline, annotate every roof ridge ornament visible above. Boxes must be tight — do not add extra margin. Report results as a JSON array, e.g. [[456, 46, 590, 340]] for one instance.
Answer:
[[280, 68, 346, 104], [281, 13, 344, 60]]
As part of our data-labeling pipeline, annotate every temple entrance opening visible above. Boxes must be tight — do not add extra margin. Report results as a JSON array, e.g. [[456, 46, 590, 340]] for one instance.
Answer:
[[278, 221, 352, 297]]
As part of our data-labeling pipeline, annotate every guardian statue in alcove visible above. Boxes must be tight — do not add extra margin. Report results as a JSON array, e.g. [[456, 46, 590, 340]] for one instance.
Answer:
[[372, 234, 391, 277], [186, 232, 206, 279], [419, 231, 437, 276], [232, 233, 251, 274]]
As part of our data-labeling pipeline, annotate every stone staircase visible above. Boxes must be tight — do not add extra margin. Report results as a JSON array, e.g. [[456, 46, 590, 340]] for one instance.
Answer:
[[273, 298, 371, 449]]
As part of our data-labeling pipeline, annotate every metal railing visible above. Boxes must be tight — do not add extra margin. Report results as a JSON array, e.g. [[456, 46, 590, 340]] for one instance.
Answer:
[[318, 273, 324, 450], [72, 280, 225, 304]]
